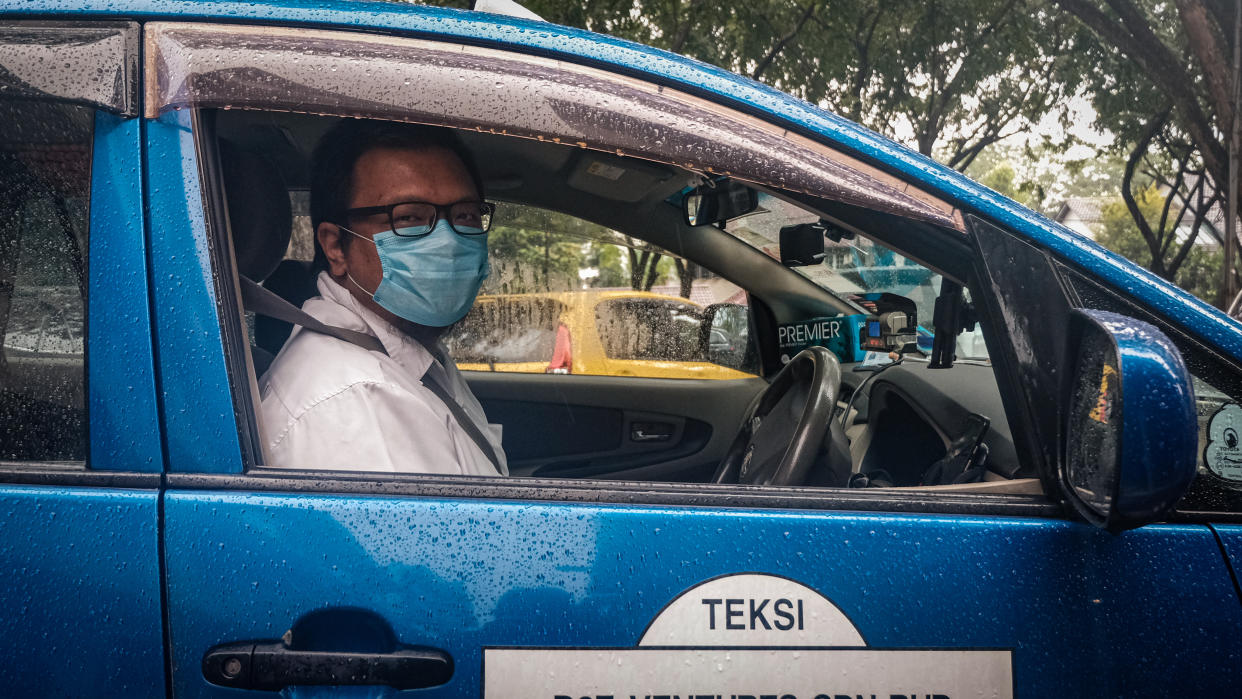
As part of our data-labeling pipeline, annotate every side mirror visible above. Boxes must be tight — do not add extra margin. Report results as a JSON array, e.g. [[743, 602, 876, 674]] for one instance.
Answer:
[[700, 302, 749, 369], [1061, 309, 1197, 531], [683, 181, 758, 227]]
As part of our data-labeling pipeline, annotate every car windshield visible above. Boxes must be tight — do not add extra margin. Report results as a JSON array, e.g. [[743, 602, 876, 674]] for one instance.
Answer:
[[723, 191, 989, 360]]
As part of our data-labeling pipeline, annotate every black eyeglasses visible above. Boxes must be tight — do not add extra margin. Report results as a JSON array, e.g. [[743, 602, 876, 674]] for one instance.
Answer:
[[337, 200, 495, 237]]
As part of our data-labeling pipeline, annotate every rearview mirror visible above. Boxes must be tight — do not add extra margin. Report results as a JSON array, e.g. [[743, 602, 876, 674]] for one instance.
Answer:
[[1061, 309, 1197, 531], [683, 181, 758, 227]]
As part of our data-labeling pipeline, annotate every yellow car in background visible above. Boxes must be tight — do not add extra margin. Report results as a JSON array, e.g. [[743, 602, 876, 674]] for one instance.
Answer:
[[444, 290, 754, 380]]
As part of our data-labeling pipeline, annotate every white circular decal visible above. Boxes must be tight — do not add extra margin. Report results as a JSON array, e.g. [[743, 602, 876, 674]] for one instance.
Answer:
[[638, 573, 865, 647], [1205, 404, 1242, 482]]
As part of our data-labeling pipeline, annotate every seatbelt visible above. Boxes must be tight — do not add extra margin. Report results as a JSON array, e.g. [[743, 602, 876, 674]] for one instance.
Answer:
[[240, 276, 385, 353], [239, 276, 504, 473]]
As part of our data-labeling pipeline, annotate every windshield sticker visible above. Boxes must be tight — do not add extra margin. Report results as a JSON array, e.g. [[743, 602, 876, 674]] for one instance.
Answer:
[[483, 573, 1013, 698], [1205, 404, 1242, 481], [778, 316, 866, 364]]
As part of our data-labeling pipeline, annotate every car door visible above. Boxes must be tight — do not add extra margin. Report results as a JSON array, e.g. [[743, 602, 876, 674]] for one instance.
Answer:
[[138, 12, 1242, 698], [0, 20, 165, 696]]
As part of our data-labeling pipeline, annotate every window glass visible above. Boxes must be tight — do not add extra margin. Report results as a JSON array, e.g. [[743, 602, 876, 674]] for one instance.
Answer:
[[451, 297, 564, 367], [1160, 355, 1242, 512], [723, 192, 988, 360], [595, 298, 706, 362], [441, 202, 756, 379], [0, 101, 92, 463], [1189, 373, 1242, 493]]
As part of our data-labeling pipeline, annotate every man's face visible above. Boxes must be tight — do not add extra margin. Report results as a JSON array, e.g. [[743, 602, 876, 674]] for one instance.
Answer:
[[317, 145, 479, 336]]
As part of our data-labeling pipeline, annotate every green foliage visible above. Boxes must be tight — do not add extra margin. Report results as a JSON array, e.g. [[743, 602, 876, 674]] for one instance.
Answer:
[[655, 255, 675, 286], [521, 0, 1093, 170], [965, 142, 1126, 214], [1097, 190, 1158, 264], [587, 242, 628, 288], [487, 225, 582, 294], [486, 204, 588, 293], [1097, 187, 1222, 301], [484, 203, 681, 293]]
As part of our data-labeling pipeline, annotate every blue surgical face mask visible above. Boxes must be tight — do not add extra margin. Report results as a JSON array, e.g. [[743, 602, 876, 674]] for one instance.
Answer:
[[342, 219, 489, 327]]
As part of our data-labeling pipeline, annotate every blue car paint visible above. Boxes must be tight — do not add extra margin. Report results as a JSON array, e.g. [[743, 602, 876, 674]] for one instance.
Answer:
[[1, 3, 1238, 696], [1089, 310, 1199, 522], [90, 111, 163, 472], [144, 110, 243, 474], [10, 0, 1242, 364], [0, 485, 164, 696], [1209, 525, 1242, 593], [164, 493, 1242, 697]]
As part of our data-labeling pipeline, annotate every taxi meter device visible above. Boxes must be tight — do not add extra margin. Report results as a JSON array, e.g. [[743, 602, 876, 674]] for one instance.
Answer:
[[778, 293, 920, 363]]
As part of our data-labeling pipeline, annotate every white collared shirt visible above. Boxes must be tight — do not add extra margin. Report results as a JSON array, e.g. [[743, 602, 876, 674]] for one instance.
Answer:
[[258, 272, 507, 476]]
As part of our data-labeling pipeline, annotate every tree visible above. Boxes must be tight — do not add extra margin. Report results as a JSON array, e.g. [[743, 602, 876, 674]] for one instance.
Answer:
[[1050, 0, 1242, 304], [1118, 113, 1224, 280], [966, 141, 1127, 214], [1052, 0, 1234, 189], [1097, 185, 1224, 300], [586, 242, 628, 288], [624, 241, 674, 291], [524, 0, 1092, 171], [486, 204, 588, 293], [825, 0, 1092, 171]]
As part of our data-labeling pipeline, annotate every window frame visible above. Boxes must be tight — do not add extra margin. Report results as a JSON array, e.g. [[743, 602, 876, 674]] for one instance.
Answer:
[[0, 20, 159, 479], [169, 19, 1064, 519]]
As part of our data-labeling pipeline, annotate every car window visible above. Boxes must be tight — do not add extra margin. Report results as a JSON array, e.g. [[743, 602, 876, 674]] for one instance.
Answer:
[[725, 192, 989, 360], [175, 22, 1031, 492], [447, 297, 565, 366], [273, 193, 757, 379], [595, 298, 705, 362], [442, 202, 757, 379], [0, 100, 92, 464]]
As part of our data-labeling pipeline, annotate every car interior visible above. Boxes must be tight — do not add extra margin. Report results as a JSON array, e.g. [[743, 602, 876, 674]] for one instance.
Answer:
[[209, 109, 1039, 494], [0, 100, 90, 463]]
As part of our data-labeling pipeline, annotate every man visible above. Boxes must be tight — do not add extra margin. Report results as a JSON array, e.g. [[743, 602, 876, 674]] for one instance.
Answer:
[[259, 120, 507, 476]]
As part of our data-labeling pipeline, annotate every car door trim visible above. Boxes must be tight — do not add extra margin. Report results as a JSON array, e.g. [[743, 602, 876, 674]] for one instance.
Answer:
[[0, 466, 161, 488], [167, 470, 1063, 518]]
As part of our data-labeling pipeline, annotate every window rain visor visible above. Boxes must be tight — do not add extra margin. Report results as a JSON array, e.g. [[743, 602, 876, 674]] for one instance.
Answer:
[[0, 22, 138, 116], [145, 22, 961, 231]]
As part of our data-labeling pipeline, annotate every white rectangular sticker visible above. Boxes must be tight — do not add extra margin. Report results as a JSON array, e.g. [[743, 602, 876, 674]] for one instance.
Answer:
[[483, 648, 1013, 699]]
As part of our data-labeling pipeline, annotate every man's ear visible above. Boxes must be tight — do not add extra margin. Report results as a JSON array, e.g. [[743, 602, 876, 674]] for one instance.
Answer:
[[317, 222, 348, 276]]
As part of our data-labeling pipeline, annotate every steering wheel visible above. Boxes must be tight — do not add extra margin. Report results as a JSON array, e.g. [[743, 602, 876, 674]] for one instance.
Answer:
[[712, 346, 843, 486]]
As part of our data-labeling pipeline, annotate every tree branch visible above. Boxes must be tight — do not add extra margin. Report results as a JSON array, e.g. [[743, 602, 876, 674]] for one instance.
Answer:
[[752, 2, 819, 80], [668, 0, 707, 54], [1173, 0, 1235, 128], [1122, 110, 1171, 274], [1053, 0, 1226, 181]]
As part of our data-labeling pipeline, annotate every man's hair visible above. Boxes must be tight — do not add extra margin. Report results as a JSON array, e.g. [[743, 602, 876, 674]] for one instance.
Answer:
[[310, 119, 484, 270]]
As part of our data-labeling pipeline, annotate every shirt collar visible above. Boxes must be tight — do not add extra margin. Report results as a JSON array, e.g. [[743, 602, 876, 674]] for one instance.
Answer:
[[313, 271, 439, 380]]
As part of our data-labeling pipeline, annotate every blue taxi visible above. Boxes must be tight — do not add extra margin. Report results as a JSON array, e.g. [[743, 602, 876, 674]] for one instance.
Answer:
[[1, 1, 1240, 696]]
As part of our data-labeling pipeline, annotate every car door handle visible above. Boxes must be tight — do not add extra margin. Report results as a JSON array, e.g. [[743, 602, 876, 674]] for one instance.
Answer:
[[631, 421, 674, 442], [202, 608, 453, 691], [203, 641, 452, 691]]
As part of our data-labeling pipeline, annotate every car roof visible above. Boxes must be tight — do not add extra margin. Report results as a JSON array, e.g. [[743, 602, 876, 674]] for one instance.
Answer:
[[12, 0, 1242, 359]]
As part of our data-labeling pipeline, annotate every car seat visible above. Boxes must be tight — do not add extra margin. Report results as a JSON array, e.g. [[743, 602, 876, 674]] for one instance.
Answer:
[[219, 141, 300, 375]]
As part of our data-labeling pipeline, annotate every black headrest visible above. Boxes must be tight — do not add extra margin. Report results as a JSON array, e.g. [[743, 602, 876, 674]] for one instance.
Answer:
[[220, 141, 292, 282]]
